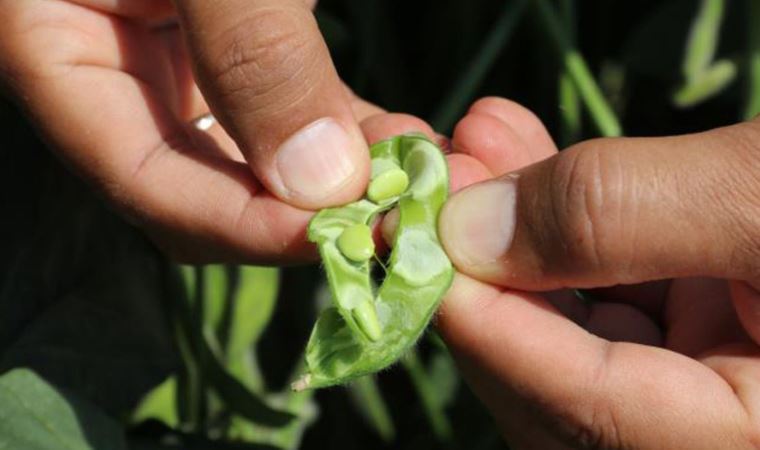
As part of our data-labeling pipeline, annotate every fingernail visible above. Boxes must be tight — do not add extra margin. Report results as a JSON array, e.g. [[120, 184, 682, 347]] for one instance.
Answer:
[[276, 118, 357, 204], [440, 176, 517, 267]]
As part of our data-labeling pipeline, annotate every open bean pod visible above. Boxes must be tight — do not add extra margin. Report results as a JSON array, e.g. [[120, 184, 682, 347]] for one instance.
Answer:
[[294, 134, 453, 390]]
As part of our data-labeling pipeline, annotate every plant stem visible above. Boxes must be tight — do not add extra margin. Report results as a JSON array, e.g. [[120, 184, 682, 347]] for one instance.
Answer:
[[745, 0, 760, 119], [557, 0, 581, 146], [535, 0, 622, 137], [430, 0, 528, 132], [349, 376, 396, 442], [177, 265, 204, 430], [402, 350, 452, 441]]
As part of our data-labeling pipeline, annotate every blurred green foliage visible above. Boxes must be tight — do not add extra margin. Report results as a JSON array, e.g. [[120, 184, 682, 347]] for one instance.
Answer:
[[0, 1, 755, 449]]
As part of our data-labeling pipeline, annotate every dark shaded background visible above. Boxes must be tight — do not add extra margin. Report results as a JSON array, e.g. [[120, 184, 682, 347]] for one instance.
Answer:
[[0, 1, 751, 449]]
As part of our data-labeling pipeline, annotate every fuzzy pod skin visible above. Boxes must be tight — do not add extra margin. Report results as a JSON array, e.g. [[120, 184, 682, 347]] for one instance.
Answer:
[[295, 135, 453, 390]]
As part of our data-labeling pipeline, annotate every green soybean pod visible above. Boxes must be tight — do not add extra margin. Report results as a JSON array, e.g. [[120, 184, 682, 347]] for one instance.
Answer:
[[295, 135, 453, 390]]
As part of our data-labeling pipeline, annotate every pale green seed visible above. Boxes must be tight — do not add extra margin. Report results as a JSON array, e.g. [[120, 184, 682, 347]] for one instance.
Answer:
[[337, 224, 374, 262], [367, 169, 409, 203], [352, 300, 382, 342]]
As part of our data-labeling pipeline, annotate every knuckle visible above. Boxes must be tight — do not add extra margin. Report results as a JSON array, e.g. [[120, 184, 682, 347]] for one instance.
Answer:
[[562, 344, 624, 450], [206, 6, 325, 115], [543, 142, 632, 279], [713, 125, 760, 280], [0, 2, 82, 85], [566, 400, 623, 450]]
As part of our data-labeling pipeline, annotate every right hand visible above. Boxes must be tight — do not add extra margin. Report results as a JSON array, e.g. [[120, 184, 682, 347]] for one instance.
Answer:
[[435, 97, 760, 449], [0, 0, 382, 263]]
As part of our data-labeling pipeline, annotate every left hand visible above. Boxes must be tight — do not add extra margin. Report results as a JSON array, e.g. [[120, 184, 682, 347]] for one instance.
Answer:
[[0, 0, 382, 264]]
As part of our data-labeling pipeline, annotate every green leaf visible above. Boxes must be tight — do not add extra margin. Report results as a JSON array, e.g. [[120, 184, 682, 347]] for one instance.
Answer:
[[226, 266, 280, 392], [228, 388, 317, 450], [673, 59, 737, 107], [166, 270, 295, 428], [206, 355, 295, 427], [0, 368, 127, 450], [0, 140, 178, 418], [131, 376, 179, 428], [0, 253, 178, 416], [228, 267, 279, 358]]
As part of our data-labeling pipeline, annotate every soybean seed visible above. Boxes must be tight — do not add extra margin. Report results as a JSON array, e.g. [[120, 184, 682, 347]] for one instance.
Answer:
[[337, 224, 375, 263], [367, 169, 409, 203]]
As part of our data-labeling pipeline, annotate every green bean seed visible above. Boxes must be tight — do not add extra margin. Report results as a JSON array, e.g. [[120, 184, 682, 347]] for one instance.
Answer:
[[352, 301, 383, 342], [296, 134, 453, 390], [367, 169, 409, 203], [337, 224, 375, 262]]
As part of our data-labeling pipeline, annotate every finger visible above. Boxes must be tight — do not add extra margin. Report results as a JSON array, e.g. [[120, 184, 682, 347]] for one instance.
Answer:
[[729, 281, 760, 346], [468, 97, 558, 158], [345, 84, 385, 123], [544, 289, 590, 326], [585, 280, 670, 318], [191, 118, 246, 162], [585, 302, 662, 346], [451, 97, 556, 177], [191, 86, 386, 164], [174, 0, 370, 209], [155, 22, 210, 121], [65, 0, 175, 19], [666, 279, 752, 356], [544, 289, 663, 346], [2, 1, 314, 263], [359, 113, 434, 144], [439, 123, 760, 290], [446, 153, 492, 193], [452, 112, 536, 174], [438, 274, 752, 448]]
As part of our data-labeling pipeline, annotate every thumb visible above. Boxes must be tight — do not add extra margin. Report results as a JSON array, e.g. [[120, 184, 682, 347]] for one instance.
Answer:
[[174, 0, 369, 209], [439, 122, 760, 290]]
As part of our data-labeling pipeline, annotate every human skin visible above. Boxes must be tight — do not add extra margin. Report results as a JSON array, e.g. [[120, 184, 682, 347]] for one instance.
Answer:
[[3, 1, 760, 447], [0, 0, 380, 264], [435, 97, 760, 449], [0, 0, 490, 266]]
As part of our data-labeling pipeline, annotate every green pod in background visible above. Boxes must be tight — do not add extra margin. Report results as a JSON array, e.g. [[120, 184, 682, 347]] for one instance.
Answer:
[[295, 134, 453, 390]]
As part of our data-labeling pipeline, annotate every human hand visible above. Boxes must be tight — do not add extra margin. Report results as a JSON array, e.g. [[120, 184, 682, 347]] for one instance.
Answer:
[[0, 0, 382, 263], [436, 97, 760, 448]]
